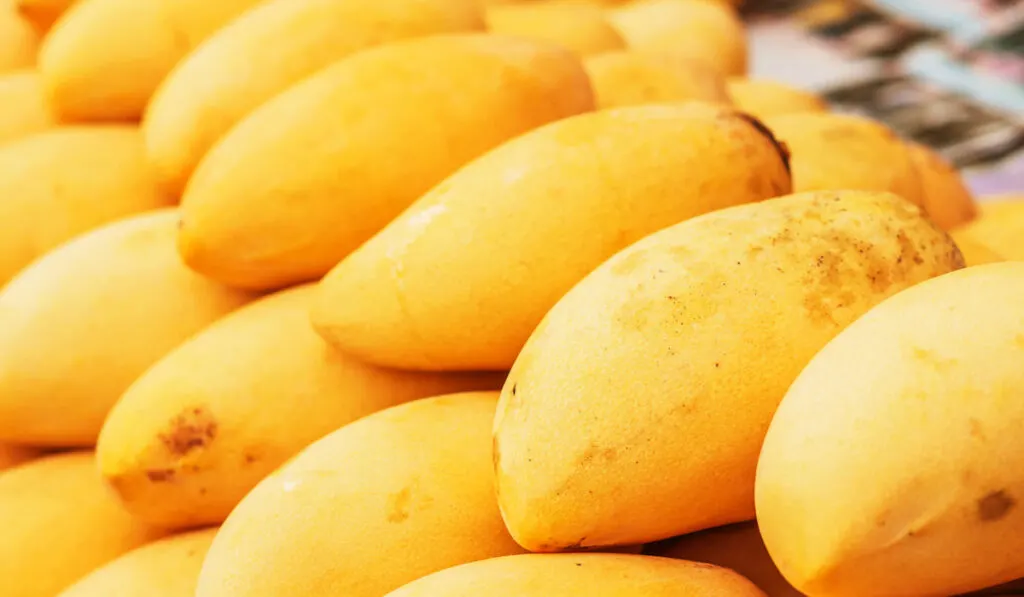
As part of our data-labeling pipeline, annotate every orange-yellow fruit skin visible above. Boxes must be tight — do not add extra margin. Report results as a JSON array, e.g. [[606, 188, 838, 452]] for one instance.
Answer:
[[0, 443, 42, 471], [726, 78, 827, 120], [908, 143, 977, 230], [0, 71, 54, 145], [15, 0, 78, 32], [0, 0, 38, 74], [584, 50, 731, 108], [951, 197, 1024, 261], [485, 3, 625, 56]]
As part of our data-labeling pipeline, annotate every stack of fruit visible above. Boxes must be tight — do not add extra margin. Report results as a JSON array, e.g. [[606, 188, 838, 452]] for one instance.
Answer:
[[0, 0, 1022, 595]]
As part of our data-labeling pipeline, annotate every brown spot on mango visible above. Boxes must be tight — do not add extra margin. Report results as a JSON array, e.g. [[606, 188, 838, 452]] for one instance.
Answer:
[[387, 486, 413, 523], [978, 490, 1015, 522], [146, 468, 175, 483], [158, 407, 218, 456]]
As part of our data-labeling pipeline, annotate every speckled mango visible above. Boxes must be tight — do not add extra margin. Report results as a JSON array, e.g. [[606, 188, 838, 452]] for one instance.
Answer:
[[756, 263, 1024, 597], [14, 0, 77, 31], [908, 142, 976, 230], [0, 210, 255, 447], [0, 71, 54, 146], [951, 196, 1024, 261], [143, 0, 485, 197], [726, 78, 827, 120], [0, 452, 167, 597], [98, 284, 506, 529], [484, 3, 624, 56], [312, 102, 791, 372], [383, 553, 767, 597], [584, 50, 730, 108], [178, 34, 593, 290], [194, 392, 526, 597], [493, 190, 964, 550]]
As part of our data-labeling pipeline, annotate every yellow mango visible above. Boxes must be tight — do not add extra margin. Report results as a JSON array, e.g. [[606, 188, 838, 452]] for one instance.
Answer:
[[58, 528, 216, 597], [0, 126, 173, 286], [0, 70, 54, 145], [312, 103, 791, 372], [494, 190, 964, 550], [0, 443, 41, 471], [485, 3, 624, 56], [765, 112, 925, 207], [15, 0, 78, 31], [726, 78, 827, 120], [179, 34, 593, 290], [98, 284, 506, 529], [908, 143, 976, 230], [756, 263, 1024, 597], [951, 233, 1004, 267], [951, 197, 1024, 260], [584, 50, 730, 108], [194, 392, 526, 597], [0, 0, 37, 73], [0, 451, 167, 597], [143, 0, 485, 198], [384, 553, 767, 596], [0, 209, 255, 447], [38, 0, 263, 122], [607, 0, 747, 76]]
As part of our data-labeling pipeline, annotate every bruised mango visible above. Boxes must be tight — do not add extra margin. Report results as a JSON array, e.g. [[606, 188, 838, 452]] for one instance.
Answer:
[[726, 78, 827, 120], [0, 71, 54, 145], [584, 50, 730, 108], [484, 3, 624, 56]]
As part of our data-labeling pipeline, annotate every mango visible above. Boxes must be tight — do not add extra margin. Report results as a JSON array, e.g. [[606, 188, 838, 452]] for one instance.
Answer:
[[756, 262, 1024, 597], [0, 451, 166, 597], [493, 190, 964, 550], [765, 112, 925, 207], [726, 78, 827, 120], [484, 3, 624, 56], [179, 34, 593, 290], [607, 0, 747, 76], [143, 0, 485, 197], [383, 553, 767, 596], [194, 392, 527, 597], [0, 209, 255, 447], [0, 71, 54, 145], [15, 0, 78, 31], [951, 197, 1024, 260], [312, 103, 791, 372], [909, 143, 976, 230], [0, 126, 172, 286], [951, 234, 1004, 267], [0, 443, 41, 471], [584, 50, 730, 108], [38, 0, 264, 122], [0, 0, 37, 73]]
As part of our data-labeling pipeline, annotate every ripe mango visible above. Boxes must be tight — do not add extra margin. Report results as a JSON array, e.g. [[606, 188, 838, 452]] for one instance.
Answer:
[[726, 78, 827, 120], [57, 528, 216, 597], [484, 3, 624, 56], [15, 0, 77, 32], [765, 112, 925, 207], [0, 0, 37, 73], [0, 443, 41, 471], [494, 190, 964, 550], [194, 392, 526, 597], [98, 284, 506, 529], [143, 0, 485, 197], [38, 0, 264, 122], [951, 233, 1004, 267], [909, 143, 976, 230], [951, 197, 1024, 260], [756, 262, 1024, 597], [0, 209, 255, 447], [584, 51, 730, 108], [0, 71, 54, 145], [0, 126, 172, 286], [383, 553, 767, 596], [607, 0, 747, 76], [0, 451, 167, 597], [312, 103, 791, 372], [179, 34, 593, 289]]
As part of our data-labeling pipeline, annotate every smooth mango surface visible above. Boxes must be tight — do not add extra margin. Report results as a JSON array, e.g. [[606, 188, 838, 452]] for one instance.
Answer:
[[756, 263, 1024, 597], [952, 233, 1004, 267], [179, 34, 593, 289], [0, 210, 255, 446], [194, 393, 526, 597], [584, 50, 730, 108], [143, 0, 485, 197], [313, 102, 791, 371], [726, 78, 827, 120], [0, 71, 54, 145], [909, 142, 976, 230], [0, 443, 41, 471], [0, 0, 37, 73], [485, 3, 624, 56], [494, 190, 964, 550], [15, 0, 78, 31], [951, 197, 1024, 260]]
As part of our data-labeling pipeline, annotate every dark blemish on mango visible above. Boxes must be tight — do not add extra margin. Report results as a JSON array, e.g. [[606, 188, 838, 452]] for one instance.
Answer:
[[159, 407, 217, 457], [978, 490, 1016, 522], [386, 486, 413, 523], [146, 468, 175, 483], [734, 112, 791, 175], [577, 444, 617, 467], [243, 451, 259, 465], [511, 383, 517, 396]]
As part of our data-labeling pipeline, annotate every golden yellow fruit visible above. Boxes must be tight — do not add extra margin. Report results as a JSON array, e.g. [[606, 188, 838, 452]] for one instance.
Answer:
[[15, 0, 78, 31], [0, 451, 167, 597], [0, 0, 37, 74], [951, 197, 1024, 260], [584, 50, 730, 108], [178, 33, 593, 290], [194, 392, 526, 597], [494, 190, 964, 550], [726, 78, 827, 120], [0, 443, 41, 471], [484, 3, 624, 56], [0, 70, 54, 145], [951, 233, 1004, 267], [98, 284, 506, 529], [757, 262, 1024, 597], [383, 553, 767, 596], [0, 126, 172, 286], [0, 209, 255, 447], [57, 528, 216, 597], [765, 112, 925, 207], [312, 102, 791, 372], [908, 143, 976, 230], [143, 0, 485, 198]]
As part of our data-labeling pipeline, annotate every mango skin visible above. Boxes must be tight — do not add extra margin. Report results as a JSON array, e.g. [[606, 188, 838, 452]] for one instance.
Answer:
[[0, 443, 41, 471], [765, 112, 925, 208], [485, 3, 624, 56], [0, 452, 167, 597], [98, 284, 506, 529], [0, 126, 173, 286], [0, 209, 255, 447], [494, 190, 964, 550], [143, 0, 485, 197], [0, 71, 54, 146], [15, 0, 78, 31], [57, 528, 216, 597], [194, 392, 527, 597], [384, 553, 767, 597], [756, 263, 1024, 597], [726, 78, 827, 120], [909, 142, 976, 230], [951, 197, 1024, 261], [584, 50, 730, 108], [951, 233, 1004, 267], [179, 34, 593, 290], [312, 102, 791, 372], [0, 0, 37, 74]]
